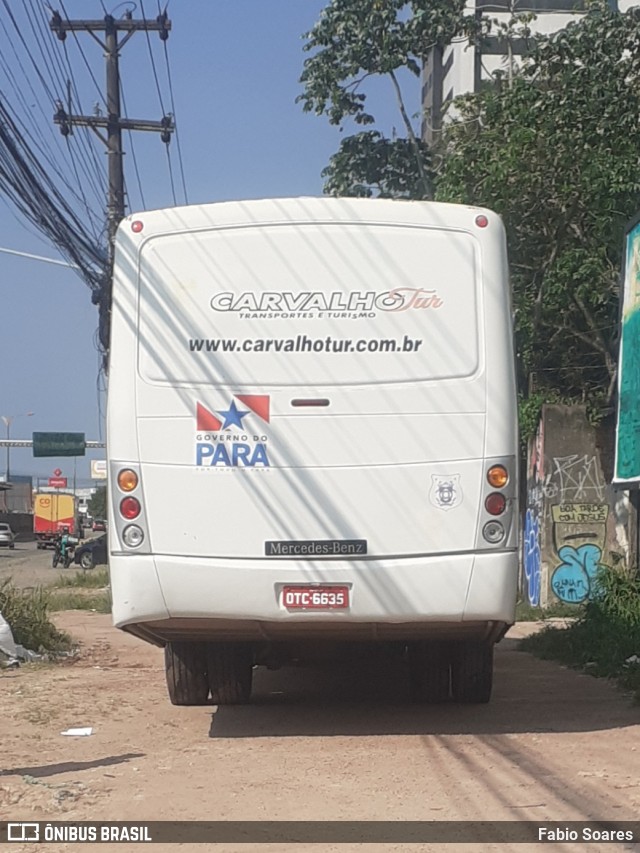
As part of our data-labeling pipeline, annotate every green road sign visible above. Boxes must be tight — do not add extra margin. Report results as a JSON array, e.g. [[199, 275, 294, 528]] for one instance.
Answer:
[[32, 432, 86, 457]]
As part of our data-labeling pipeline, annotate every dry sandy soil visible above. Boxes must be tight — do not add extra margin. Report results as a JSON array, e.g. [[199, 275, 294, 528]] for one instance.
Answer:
[[1, 609, 640, 853]]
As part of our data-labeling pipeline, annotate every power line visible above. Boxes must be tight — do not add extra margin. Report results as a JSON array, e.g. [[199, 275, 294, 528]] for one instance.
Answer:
[[59, 28, 108, 189], [48, 8, 175, 361], [0, 99, 106, 289], [0, 3, 104, 232], [0, 0, 57, 105], [140, 0, 166, 114], [24, 0, 68, 95], [119, 79, 146, 211], [160, 17, 188, 204], [164, 143, 177, 206], [57, 0, 108, 111]]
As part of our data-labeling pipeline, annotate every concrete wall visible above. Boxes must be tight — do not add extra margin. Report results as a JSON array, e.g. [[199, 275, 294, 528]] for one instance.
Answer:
[[523, 405, 630, 607], [0, 512, 34, 541]]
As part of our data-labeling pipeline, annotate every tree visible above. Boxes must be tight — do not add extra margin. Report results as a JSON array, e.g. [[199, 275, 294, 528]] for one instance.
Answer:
[[298, 0, 474, 198], [88, 485, 107, 520], [321, 130, 431, 198], [436, 3, 640, 419]]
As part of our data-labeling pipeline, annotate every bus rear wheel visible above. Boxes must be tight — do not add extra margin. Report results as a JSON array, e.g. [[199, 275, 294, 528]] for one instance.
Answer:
[[408, 641, 451, 703], [451, 641, 493, 704], [206, 642, 253, 705], [164, 642, 209, 706]]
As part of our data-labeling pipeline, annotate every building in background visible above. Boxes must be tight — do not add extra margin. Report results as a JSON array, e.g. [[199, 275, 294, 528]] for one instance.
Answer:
[[75, 487, 98, 521], [0, 474, 33, 513], [421, 1, 631, 145]]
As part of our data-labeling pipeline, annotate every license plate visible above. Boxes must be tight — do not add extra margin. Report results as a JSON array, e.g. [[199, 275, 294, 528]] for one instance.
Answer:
[[282, 586, 349, 610]]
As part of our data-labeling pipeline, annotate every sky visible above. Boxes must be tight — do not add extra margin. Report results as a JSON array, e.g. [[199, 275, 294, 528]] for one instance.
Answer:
[[1, 0, 419, 487]]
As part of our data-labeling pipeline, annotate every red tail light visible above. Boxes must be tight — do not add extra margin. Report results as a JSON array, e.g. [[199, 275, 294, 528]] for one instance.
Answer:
[[120, 496, 141, 519], [485, 493, 506, 516]]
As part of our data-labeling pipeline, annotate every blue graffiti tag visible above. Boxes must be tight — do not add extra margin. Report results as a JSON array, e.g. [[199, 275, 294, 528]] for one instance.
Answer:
[[551, 544, 603, 604], [523, 509, 541, 606]]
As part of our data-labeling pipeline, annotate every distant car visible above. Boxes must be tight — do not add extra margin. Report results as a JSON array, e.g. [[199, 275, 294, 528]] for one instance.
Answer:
[[92, 519, 106, 532], [74, 534, 107, 570], [0, 523, 15, 549]]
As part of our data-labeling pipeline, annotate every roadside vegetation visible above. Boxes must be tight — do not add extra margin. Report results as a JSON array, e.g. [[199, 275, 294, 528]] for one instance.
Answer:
[[300, 1, 640, 435], [48, 568, 111, 614], [54, 568, 110, 589], [48, 589, 111, 614], [515, 600, 581, 622], [0, 569, 111, 656], [0, 579, 73, 653], [520, 568, 640, 702]]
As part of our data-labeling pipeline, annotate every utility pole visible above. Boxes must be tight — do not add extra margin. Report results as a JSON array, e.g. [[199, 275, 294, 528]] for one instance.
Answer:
[[49, 9, 174, 356]]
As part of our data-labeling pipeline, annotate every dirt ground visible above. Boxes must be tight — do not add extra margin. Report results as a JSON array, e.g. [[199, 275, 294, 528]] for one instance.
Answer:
[[1, 608, 640, 853], [0, 541, 92, 589]]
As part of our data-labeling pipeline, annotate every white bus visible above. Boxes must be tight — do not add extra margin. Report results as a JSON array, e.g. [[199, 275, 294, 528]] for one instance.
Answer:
[[107, 197, 518, 706]]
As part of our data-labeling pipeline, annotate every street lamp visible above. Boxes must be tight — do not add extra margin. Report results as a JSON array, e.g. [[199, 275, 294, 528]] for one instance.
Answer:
[[1, 412, 34, 482]]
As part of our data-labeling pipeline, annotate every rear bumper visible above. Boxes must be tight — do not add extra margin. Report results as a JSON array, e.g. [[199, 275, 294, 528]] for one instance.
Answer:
[[110, 550, 518, 646]]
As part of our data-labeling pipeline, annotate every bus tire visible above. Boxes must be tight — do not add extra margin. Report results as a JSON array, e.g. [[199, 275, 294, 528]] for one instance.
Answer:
[[164, 642, 209, 706], [206, 642, 253, 705], [451, 641, 493, 704], [408, 641, 451, 703]]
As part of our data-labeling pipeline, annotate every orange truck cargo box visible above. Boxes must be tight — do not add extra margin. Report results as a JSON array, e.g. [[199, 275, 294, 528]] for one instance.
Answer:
[[34, 493, 77, 545]]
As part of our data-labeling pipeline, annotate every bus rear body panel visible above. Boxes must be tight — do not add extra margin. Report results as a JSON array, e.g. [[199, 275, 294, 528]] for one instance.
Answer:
[[107, 198, 518, 648]]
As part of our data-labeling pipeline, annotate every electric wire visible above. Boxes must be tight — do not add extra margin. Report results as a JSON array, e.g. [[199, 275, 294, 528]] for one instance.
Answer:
[[59, 33, 106, 189], [142, 0, 180, 206], [0, 1, 185, 360], [160, 20, 188, 203], [21, 2, 104, 235], [140, 0, 166, 114], [0, 0, 57, 104], [0, 44, 59, 160], [64, 136, 102, 241], [61, 40, 109, 212], [24, 0, 69, 97], [119, 79, 147, 211], [58, 0, 108, 111], [0, 99, 107, 288], [0, 4, 104, 230], [0, 86, 102, 224], [164, 144, 177, 206], [0, 14, 59, 135]]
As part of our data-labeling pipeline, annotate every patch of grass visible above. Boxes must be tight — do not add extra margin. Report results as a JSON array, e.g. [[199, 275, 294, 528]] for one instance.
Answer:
[[0, 579, 73, 653], [52, 568, 109, 589], [520, 568, 640, 702], [516, 599, 583, 622], [48, 590, 111, 614]]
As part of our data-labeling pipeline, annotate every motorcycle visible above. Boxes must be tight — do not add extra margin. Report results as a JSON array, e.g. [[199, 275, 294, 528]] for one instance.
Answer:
[[52, 537, 76, 569]]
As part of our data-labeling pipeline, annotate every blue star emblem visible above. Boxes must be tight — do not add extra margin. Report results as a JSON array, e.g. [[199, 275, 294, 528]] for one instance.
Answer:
[[218, 400, 250, 430]]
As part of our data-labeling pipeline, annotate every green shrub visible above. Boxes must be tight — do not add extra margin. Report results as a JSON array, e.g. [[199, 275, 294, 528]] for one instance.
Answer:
[[52, 568, 110, 589], [0, 580, 73, 653], [48, 590, 111, 613], [520, 567, 640, 700]]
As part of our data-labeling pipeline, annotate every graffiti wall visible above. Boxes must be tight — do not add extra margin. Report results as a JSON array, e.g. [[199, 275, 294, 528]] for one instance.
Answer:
[[523, 405, 630, 607]]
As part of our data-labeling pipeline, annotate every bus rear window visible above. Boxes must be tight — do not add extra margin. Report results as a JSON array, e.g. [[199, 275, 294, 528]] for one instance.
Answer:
[[137, 223, 480, 387]]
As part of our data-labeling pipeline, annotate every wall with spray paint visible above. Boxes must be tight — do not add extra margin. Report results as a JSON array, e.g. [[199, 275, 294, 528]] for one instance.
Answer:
[[523, 405, 630, 607]]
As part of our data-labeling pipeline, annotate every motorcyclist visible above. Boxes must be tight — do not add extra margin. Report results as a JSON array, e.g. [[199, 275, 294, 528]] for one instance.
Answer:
[[59, 526, 70, 561]]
